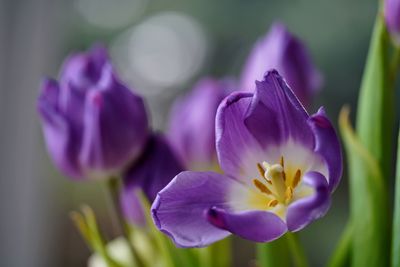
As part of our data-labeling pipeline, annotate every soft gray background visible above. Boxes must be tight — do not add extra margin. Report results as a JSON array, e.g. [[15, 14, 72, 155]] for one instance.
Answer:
[[0, 0, 378, 266]]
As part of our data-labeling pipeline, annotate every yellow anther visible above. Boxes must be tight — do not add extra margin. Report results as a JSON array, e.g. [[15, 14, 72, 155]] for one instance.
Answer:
[[257, 163, 265, 178], [292, 169, 301, 188], [253, 179, 272, 195], [268, 199, 279, 207], [280, 156, 284, 167], [285, 186, 293, 202]]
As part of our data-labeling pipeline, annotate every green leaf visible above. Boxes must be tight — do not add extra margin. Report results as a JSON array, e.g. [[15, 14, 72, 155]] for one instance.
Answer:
[[392, 129, 400, 267], [356, 12, 393, 182], [339, 107, 390, 267]]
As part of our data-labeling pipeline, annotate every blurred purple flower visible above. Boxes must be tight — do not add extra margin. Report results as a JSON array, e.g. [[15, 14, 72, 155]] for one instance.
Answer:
[[385, 0, 400, 44], [152, 70, 342, 247], [240, 23, 322, 107], [167, 78, 234, 171], [120, 133, 184, 225], [37, 45, 149, 180]]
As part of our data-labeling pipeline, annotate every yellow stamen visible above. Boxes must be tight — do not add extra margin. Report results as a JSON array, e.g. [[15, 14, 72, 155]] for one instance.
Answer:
[[257, 163, 265, 178], [285, 186, 293, 203], [268, 199, 279, 207], [280, 156, 284, 167], [292, 169, 301, 188], [253, 179, 272, 195]]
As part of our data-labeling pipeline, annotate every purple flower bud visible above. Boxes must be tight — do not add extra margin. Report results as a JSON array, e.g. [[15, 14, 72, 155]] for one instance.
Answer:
[[385, 0, 400, 44], [120, 134, 184, 226], [240, 23, 322, 107], [167, 78, 233, 170], [37, 45, 149, 180]]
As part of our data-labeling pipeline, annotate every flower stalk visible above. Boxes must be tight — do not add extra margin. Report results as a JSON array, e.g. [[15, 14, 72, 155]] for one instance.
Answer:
[[257, 237, 290, 267], [107, 177, 145, 267], [286, 233, 309, 267]]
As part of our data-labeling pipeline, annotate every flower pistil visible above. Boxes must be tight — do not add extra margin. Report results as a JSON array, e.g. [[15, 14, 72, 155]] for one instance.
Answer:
[[252, 156, 304, 209]]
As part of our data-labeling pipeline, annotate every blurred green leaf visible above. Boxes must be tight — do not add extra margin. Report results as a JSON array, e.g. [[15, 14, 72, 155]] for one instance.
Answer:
[[356, 11, 393, 182], [392, 129, 400, 267], [70, 206, 124, 267], [339, 107, 389, 267]]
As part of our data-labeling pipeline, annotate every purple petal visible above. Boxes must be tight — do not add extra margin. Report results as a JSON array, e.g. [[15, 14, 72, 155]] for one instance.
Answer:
[[286, 171, 331, 232], [216, 92, 264, 177], [79, 84, 149, 178], [385, 0, 400, 44], [60, 44, 110, 90], [121, 134, 184, 225], [240, 23, 322, 107], [151, 171, 233, 247], [207, 207, 287, 242], [245, 70, 315, 149], [37, 79, 83, 178], [58, 81, 86, 131], [308, 107, 342, 192], [168, 78, 230, 169]]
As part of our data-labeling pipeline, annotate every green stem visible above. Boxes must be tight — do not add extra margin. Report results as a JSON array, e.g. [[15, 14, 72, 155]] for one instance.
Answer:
[[198, 247, 212, 267], [327, 223, 352, 267], [286, 233, 309, 267], [257, 237, 290, 267], [107, 178, 146, 267], [210, 238, 231, 267]]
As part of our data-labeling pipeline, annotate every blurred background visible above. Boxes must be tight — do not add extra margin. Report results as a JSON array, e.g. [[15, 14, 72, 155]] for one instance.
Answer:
[[0, 0, 378, 266]]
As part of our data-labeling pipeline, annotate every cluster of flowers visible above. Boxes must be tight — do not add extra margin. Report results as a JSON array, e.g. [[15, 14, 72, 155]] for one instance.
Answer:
[[38, 23, 343, 263]]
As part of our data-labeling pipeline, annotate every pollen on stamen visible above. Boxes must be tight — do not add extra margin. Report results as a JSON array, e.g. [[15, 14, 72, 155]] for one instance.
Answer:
[[253, 179, 272, 195], [292, 169, 301, 188], [268, 199, 279, 207]]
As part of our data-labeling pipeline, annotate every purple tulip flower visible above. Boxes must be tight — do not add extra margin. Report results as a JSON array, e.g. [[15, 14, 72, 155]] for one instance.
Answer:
[[152, 70, 342, 247], [37, 45, 149, 180], [167, 78, 233, 170], [120, 134, 184, 225], [385, 0, 400, 44], [240, 23, 322, 107]]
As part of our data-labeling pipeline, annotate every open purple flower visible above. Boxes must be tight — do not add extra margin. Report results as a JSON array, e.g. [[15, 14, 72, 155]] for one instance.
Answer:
[[240, 23, 322, 107], [120, 134, 184, 225], [152, 70, 342, 247], [167, 78, 233, 170], [37, 45, 149, 180]]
